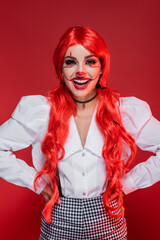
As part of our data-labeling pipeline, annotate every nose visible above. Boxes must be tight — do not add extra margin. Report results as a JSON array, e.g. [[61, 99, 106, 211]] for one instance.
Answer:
[[75, 61, 86, 77], [76, 71, 86, 77]]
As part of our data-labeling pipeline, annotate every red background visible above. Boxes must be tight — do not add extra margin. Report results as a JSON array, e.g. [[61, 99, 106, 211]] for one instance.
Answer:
[[0, 1, 160, 239]]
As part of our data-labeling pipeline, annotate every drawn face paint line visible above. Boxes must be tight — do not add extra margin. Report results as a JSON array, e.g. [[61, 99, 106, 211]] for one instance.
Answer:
[[61, 44, 102, 95], [62, 62, 101, 69], [62, 65, 73, 68], [62, 72, 100, 82], [88, 65, 101, 69]]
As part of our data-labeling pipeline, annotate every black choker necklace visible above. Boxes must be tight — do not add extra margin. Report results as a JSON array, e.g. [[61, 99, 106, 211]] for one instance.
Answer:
[[73, 93, 97, 109]]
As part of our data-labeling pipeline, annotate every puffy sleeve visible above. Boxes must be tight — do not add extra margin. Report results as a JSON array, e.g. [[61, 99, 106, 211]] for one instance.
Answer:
[[0, 95, 50, 194], [119, 97, 160, 194]]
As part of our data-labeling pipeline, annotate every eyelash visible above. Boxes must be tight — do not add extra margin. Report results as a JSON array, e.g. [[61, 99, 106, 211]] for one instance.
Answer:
[[64, 59, 97, 66], [86, 60, 96, 65], [65, 60, 76, 65]]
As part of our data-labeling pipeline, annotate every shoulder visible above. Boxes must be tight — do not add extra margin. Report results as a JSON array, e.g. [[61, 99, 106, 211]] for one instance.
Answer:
[[11, 95, 51, 129], [120, 96, 151, 116], [14, 94, 50, 108], [120, 96, 152, 139]]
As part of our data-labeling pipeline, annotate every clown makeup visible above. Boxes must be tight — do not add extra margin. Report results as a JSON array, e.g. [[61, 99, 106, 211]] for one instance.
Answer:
[[62, 44, 102, 101]]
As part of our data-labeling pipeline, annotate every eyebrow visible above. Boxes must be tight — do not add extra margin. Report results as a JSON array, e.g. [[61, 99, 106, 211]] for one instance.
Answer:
[[64, 54, 97, 60]]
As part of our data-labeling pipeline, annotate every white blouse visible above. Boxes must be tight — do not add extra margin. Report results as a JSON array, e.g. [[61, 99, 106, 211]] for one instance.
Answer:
[[0, 95, 160, 198]]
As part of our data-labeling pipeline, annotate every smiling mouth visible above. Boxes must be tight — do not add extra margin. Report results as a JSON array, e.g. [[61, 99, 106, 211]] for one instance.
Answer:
[[73, 79, 90, 85]]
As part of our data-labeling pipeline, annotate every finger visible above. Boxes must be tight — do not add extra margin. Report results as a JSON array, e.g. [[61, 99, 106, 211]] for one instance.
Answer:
[[56, 198, 62, 205], [42, 184, 53, 197], [45, 184, 53, 194], [42, 192, 51, 202]]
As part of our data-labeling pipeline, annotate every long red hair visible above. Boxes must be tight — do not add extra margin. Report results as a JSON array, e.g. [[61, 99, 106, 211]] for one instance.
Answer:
[[34, 26, 136, 222]]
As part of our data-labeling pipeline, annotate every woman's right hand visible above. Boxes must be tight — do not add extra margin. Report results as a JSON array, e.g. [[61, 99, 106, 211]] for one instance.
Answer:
[[41, 184, 61, 204], [41, 183, 53, 202]]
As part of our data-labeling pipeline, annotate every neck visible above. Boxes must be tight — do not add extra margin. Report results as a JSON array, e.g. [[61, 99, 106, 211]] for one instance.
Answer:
[[72, 91, 98, 111]]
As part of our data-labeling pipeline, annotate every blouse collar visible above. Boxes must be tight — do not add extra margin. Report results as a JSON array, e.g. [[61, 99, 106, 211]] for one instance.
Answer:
[[63, 105, 104, 158]]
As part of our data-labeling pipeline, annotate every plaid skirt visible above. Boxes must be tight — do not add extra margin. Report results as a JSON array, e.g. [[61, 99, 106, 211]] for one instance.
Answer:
[[40, 195, 127, 240]]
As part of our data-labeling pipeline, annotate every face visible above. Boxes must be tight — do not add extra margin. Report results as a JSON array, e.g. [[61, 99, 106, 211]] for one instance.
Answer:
[[61, 44, 102, 100]]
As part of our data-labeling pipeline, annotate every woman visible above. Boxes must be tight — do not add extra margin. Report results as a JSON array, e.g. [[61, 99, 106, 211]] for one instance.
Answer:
[[0, 26, 160, 240]]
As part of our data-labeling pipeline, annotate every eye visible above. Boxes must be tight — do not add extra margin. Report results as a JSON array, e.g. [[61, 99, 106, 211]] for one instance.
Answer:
[[64, 60, 76, 65], [86, 59, 97, 65]]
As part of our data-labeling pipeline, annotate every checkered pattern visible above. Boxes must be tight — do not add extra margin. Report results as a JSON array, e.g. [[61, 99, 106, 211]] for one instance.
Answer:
[[40, 195, 127, 240]]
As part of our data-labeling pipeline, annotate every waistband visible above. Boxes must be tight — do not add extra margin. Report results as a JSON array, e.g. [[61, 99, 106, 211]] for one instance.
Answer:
[[60, 193, 104, 201]]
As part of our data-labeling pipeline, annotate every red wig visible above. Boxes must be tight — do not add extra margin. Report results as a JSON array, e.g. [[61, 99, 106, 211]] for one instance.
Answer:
[[34, 26, 136, 223]]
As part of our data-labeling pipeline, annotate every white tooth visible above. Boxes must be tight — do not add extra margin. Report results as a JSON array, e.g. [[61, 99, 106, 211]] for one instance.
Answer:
[[74, 80, 88, 83]]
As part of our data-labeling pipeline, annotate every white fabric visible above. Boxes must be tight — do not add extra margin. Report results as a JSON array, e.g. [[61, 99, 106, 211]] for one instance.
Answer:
[[0, 95, 160, 196]]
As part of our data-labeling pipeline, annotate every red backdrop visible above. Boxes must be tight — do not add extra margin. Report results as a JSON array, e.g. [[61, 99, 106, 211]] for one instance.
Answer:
[[0, 0, 160, 239]]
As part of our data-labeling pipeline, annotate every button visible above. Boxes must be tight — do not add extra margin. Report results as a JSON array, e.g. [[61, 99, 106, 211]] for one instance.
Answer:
[[83, 192, 86, 196], [82, 172, 85, 176], [82, 152, 85, 157]]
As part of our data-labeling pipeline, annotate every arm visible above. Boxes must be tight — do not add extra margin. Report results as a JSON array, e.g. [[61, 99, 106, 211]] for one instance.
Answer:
[[0, 95, 50, 194], [119, 97, 160, 194]]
